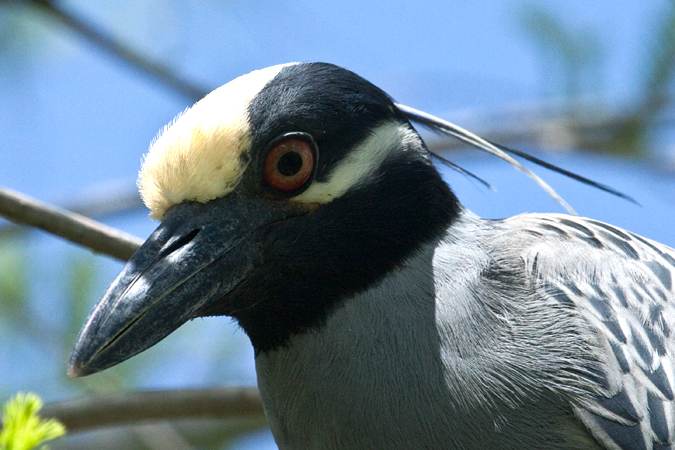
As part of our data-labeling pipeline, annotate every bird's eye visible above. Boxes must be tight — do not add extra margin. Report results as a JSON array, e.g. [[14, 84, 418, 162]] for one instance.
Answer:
[[263, 134, 316, 192]]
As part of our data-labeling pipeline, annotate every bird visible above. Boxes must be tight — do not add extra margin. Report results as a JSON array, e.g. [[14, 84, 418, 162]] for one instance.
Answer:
[[68, 62, 675, 450]]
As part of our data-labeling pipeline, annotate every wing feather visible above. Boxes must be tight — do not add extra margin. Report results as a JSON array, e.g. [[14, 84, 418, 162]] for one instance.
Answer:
[[513, 214, 675, 449]]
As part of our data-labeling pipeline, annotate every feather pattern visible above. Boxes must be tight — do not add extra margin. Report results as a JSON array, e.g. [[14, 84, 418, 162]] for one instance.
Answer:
[[509, 214, 675, 450], [257, 210, 675, 449]]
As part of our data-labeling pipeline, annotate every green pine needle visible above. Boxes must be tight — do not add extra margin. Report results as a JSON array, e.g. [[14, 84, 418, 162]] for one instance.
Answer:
[[0, 392, 66, 450]]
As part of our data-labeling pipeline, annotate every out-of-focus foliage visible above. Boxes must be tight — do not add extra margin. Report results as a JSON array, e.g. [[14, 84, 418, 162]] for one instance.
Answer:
[[0, 392, 65, 450], [0, 238, 28, 321], [519, 3, 604, 103], [63, 257, 96, 355], [644, 0, 675, 115], [2, 1, 675, 449], [519, 2, 675, 157], [0, 1, 59, 69]]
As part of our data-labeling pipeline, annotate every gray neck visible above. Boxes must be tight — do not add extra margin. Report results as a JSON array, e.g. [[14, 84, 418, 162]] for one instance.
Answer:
[[255, 239, 452, 449], [255, 212, 599, 450]]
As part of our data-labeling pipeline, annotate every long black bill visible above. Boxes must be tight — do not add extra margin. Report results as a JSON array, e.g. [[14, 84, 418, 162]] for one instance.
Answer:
[[68, 193, 296, 378]]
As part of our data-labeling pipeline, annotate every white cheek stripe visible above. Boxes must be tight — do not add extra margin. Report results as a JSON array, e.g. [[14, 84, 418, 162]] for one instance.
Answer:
[[293, 122, 421, 204]]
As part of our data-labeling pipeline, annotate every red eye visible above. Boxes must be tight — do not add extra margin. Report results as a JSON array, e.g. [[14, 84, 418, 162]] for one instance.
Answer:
[[263, 138, 315, 192]]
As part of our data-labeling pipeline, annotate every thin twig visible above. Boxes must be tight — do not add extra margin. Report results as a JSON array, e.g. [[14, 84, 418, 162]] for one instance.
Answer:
[[28, 0, 208, 102], [40, 387, 265, 433], [7, 1, 254, 444], [0, 186, 143, 261]]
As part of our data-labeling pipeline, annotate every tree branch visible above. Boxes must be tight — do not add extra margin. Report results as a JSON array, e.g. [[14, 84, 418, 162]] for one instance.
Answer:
[[0, 186, 143, 261], [40, 387, 265, 434], [28, 0, 208, 102], [2, 2, 264, 443]]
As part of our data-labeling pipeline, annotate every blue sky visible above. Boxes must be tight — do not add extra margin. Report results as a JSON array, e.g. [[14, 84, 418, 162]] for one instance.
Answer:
[[1, 0, 668, 204], [1, 1, 674, 448]]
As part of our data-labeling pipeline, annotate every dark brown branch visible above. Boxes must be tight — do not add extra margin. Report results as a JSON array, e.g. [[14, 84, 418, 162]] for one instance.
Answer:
[[0, 186, 143, 261], [41, 388, 265, 433], [28, 0, 208, 102]]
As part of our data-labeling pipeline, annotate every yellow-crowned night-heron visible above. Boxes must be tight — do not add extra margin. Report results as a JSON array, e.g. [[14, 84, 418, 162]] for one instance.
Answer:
[[69, 62, 674, 450]]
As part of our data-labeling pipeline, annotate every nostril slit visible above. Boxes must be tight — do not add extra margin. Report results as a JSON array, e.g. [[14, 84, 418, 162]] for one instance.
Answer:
[[160, 228, 200, 258]]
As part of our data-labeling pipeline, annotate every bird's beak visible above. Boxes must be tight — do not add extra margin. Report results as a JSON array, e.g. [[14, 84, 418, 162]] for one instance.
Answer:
[[68, 193, 299, 378]]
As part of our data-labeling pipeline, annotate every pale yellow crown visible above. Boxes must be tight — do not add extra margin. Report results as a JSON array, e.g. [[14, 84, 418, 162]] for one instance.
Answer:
[[138, 64, 290, 220]]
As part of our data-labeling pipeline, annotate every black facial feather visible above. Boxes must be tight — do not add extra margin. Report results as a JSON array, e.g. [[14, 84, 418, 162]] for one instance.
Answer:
[[201, 63, 460, 351], [215, 153, 459, 353], [247, 62, 404, 183]]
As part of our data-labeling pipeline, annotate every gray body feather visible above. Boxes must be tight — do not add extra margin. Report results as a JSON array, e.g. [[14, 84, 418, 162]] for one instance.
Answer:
[[65, 63, 672, 449], [256, 209, 675, 449]]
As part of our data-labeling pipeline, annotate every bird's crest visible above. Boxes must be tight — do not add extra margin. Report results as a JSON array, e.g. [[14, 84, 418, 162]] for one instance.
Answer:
[[138, 64, 290, 220]]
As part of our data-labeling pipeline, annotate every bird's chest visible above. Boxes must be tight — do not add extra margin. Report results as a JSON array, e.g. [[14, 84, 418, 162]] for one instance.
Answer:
[[254, 294, 458, 450], [255, 311, 598, 450]]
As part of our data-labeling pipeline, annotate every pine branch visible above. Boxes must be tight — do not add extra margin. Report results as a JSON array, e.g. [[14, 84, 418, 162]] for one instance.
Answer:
[[0, 392, 66, 450], [0, 186, 143, 261], [40, 388, 264, 433]]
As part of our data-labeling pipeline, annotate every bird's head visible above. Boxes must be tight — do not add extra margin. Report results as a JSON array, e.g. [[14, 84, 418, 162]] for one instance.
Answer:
[[68, 62, 459, 378]]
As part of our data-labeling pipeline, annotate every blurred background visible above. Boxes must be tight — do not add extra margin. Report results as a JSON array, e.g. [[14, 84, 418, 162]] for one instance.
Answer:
[[2, 0, 675, 448]]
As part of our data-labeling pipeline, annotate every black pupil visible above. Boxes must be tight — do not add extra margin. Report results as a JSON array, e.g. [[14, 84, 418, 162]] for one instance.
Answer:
[[277, 151, 303, 176]]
